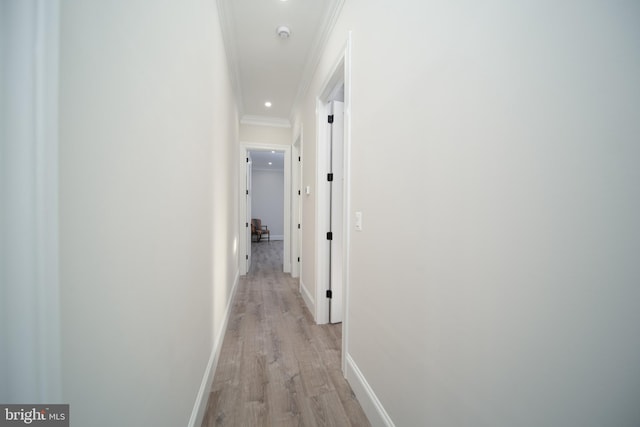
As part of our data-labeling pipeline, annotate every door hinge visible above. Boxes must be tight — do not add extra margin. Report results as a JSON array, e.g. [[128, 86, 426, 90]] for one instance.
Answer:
[[298, 156, 301, 162], [297, 223, 301, 229], [246, 157, 249, 162], [328, 115, 334, 124], [326, 231, 333, 240], [326, 290, 332, 298], [246, 255, 249, 260], [297, 257, 300, 262], [327, 173, 333, 182], [246, 190, 249, 195], [246, 222, 248, 228], [298, 190, 301, 195]]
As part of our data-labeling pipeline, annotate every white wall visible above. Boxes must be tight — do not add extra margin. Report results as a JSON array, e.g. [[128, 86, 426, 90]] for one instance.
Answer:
[[0, 0, 61, 403], [252, 169, 285, 239], [59, 1, 238, 426], [240, 123, 291, 145], [294, 1, 640, 426]]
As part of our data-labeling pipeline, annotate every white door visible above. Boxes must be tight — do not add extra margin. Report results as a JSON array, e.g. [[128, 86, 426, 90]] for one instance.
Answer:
[[292, 140, 302, 278], [245, 152, 252, 273], [328, 101, 344, 323]]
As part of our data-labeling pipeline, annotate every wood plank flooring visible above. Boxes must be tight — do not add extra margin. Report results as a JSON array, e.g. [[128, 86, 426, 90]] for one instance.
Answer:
[[201, 241, 370, 427]]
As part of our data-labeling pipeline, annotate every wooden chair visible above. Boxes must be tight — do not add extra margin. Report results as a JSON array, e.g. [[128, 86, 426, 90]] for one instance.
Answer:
[[251, 218, 270, 242]]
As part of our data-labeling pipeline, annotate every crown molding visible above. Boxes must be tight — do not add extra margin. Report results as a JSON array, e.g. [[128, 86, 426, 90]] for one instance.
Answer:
[[289, 0, 345, 123], [216, 0, 245, 116], [241, 115, 292, 128]]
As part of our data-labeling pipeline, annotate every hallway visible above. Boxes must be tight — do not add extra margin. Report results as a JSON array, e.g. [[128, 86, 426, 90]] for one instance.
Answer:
[[5, 1, 640, 425], [201, 241, 370, 426]]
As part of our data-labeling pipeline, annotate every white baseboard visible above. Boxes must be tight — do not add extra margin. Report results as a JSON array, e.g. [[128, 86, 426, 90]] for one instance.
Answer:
[[188, 269, 240, 427], [345, 353, 395, 427], [252, 235, 283, 242], [300, 279, 315, 318]]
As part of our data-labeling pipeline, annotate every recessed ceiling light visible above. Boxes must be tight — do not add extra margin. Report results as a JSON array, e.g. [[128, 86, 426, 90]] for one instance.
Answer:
[[264, 101, 272, 108], [271, 150, 276, 153], [268, 162, 273, 165]]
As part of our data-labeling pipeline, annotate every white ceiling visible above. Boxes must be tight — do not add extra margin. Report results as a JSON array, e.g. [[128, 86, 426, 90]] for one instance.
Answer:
[[217, 0, 344, 127], [249, 150, 285, 171]]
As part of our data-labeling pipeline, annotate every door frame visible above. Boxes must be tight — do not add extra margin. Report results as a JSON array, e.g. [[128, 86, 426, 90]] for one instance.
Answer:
[[314, 33, 352, 372], [238, 142, 292, 275]]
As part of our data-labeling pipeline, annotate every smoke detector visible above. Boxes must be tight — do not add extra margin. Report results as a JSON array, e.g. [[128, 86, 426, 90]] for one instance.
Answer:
[[276, 26, 291, 39]]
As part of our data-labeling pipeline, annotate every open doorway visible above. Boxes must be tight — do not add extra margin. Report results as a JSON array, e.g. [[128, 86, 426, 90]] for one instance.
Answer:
[[239, 143, 291, 276], [249, 149, 285, 273]]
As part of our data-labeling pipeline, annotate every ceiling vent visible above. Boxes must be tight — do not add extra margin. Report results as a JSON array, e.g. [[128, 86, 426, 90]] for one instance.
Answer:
[[276, 26, 291, 39]]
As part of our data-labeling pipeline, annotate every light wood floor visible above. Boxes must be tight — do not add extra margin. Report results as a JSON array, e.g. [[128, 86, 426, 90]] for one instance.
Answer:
[[201, 240, 370, 427]]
